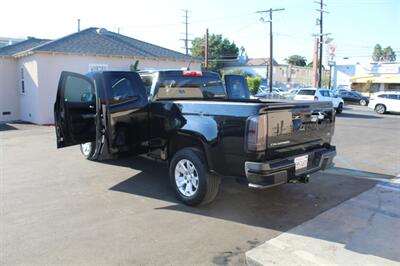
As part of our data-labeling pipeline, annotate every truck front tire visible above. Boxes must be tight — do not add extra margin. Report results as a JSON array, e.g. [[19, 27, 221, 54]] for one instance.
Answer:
[[169, 148, 221, 206], [80, 142, 96, 160]]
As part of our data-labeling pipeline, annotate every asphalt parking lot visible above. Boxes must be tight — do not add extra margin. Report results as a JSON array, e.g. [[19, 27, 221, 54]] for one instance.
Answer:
[[1, 105, 399, 265]]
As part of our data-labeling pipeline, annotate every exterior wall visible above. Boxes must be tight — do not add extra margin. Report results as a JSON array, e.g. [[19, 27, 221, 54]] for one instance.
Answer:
[[0, 57, 19, 122], [33, 53, 200, 124]]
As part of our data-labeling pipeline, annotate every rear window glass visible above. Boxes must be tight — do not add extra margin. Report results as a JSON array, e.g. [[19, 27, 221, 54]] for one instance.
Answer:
[[155, 73, 226, 99], [298, 90, 316, 95]]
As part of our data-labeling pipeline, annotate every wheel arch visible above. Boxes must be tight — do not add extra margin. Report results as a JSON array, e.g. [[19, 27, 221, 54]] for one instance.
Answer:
[[168, 130, 215, 171]]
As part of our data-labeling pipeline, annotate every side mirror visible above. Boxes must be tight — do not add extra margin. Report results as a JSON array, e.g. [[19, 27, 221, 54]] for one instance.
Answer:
[[224, 74, 250, 99]]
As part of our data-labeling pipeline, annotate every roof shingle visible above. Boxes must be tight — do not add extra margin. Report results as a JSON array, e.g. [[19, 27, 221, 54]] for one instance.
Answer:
[[0, 37, 49, 56], [29, 27, 197, 61]]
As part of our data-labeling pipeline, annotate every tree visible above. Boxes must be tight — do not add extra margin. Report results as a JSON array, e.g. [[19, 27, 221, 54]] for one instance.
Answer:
[[285, 55, 307, 66], [372, 44, 397, 62], [383, 46, 396, 62], [372, 44, 383, 61], [191, 33, 240, 71]]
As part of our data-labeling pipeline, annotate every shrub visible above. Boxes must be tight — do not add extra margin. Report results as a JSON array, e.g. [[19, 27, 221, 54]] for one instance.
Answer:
[[246, 77, 262, 95]]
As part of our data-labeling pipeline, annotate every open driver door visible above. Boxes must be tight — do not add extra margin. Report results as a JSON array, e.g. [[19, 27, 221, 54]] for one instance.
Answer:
[[54, 71, 97, 148]]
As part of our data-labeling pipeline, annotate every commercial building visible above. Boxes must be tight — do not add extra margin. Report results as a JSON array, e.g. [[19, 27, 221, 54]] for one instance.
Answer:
[[332, 63, 400, 92], [350, 63, 400, 92]]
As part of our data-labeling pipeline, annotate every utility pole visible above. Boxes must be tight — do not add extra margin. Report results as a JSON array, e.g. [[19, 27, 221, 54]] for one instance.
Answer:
[[77, 19, 81, 32], [205, 28, 209, 70], [257, 8, 285, 93], [312, 37, 319, 87], [315, 0, 328, 88], [180, 10, 191, 55]]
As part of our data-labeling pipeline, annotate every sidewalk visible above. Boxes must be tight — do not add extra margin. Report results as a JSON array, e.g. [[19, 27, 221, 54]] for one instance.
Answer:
[[246, 179, 400, 266]]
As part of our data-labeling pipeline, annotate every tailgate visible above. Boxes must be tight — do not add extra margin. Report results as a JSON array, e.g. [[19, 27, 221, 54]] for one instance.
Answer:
[[265, 101, 335, 149]]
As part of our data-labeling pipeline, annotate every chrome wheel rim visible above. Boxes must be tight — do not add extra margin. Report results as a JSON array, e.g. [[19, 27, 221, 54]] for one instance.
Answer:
[[360, 100, 366, 106], [175, 159, 199, 197], [81, 142, 92, 156], [376, 105, 385, 113]]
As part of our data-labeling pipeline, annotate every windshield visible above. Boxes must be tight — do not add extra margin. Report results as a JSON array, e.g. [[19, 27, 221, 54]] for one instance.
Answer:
[[155, 73, 226, 100]]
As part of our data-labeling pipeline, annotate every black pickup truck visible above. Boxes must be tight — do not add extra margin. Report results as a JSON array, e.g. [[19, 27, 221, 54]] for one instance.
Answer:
[[54, 69, 336, 205]]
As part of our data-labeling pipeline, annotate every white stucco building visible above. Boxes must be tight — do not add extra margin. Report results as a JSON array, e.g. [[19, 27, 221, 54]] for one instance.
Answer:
[[0, 28, 201, 124]]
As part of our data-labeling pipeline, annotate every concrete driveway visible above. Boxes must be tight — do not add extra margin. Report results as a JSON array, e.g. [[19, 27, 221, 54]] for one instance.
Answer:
[[1, 105, 398, 265]]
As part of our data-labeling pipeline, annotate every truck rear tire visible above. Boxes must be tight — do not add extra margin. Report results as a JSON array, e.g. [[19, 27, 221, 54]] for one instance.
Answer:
[[169, 148, 221, 206]]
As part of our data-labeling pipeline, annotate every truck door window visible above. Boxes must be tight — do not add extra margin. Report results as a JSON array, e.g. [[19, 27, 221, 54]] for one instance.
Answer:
[[64, 76, 94, 103], [107, 76, 138, 104]]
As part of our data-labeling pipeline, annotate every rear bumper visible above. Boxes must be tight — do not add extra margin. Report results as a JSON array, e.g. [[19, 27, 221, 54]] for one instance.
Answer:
[[245, 146, 336, 188]]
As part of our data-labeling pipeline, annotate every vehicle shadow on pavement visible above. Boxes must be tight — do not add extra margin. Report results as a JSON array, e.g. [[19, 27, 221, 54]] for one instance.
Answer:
[[0, 123, 19, 131], [105, 156, 376, 230], [100, 155, 399, 262]]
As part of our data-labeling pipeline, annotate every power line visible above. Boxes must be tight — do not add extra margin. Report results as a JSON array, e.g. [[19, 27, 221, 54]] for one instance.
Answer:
[[120, 12, 256, 30], [257, 8, 285, 93]]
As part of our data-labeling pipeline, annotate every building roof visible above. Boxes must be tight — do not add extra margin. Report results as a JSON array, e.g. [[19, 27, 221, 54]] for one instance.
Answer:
[[0, 37, 25, 48], [0, 37, 49, 56], [16, 27, 197, 61], [224, 57, 279, 67]]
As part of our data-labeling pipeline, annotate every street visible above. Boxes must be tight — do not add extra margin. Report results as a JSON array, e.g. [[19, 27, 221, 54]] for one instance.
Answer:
[[1, 105, 399, 265]]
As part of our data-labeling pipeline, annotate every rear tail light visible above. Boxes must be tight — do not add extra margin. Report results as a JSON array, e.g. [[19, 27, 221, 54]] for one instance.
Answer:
[[246, 114, 267, 152], [314, 96, 319, 101], [182, 70, 202, 76]]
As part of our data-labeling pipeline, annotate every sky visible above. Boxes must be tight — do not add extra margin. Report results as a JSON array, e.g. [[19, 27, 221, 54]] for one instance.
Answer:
[[0, 0, 399, 65]]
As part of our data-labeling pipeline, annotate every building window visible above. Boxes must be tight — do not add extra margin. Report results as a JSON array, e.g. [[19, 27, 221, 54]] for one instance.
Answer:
[[20, 67, 25, 94]]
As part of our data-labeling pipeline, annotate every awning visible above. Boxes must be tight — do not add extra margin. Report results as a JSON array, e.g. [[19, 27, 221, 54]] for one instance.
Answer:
[[349, 75, 400, 84]]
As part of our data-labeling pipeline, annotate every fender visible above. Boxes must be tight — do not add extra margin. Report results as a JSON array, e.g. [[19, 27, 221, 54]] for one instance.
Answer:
[[168, 114, 220, 172]]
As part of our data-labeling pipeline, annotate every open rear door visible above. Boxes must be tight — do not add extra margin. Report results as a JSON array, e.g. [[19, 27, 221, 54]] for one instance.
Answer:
[[224, 74, 251, 99], [54, 71, 96, 148]]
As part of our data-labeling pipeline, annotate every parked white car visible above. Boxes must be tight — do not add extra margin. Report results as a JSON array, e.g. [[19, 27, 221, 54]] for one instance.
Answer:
[[293, 88, 344, 113], [368, 91, 400, 114]]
